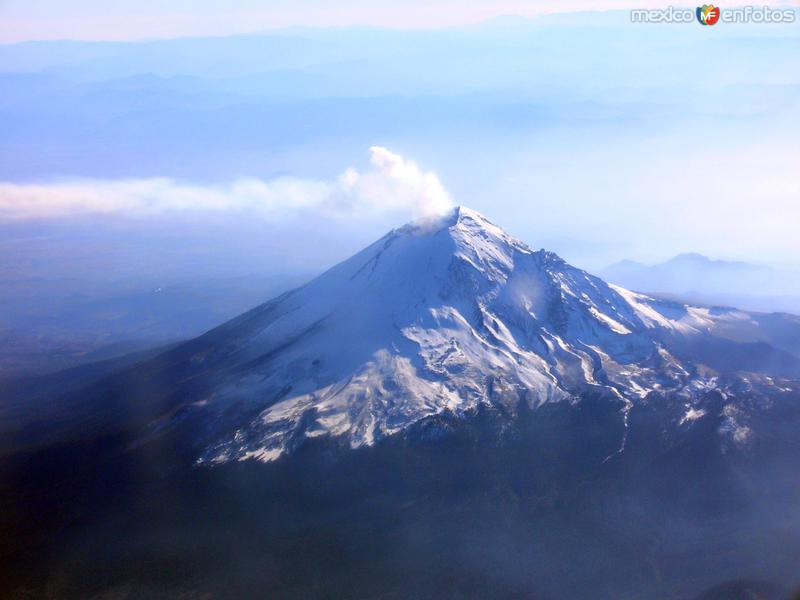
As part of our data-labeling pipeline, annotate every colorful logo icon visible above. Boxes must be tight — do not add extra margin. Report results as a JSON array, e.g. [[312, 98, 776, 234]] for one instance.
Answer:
[[696, 4, 721, 25]]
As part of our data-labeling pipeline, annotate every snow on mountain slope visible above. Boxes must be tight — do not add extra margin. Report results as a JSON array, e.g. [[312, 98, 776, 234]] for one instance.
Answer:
[[181, 207, 797, 464]]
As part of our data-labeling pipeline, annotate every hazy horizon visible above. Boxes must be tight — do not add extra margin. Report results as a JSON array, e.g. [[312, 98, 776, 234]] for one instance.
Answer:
[[2, 5, 799, 335], [2, 1, 796, 43], [2, 13, 799, 268]]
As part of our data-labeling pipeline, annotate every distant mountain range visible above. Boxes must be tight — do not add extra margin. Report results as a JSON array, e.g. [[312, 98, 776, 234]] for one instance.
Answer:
[[601, 253, 800, 315]]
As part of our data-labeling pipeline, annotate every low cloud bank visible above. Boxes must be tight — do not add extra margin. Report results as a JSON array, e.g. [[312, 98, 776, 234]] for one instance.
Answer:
[[0, 147, 453, 222]]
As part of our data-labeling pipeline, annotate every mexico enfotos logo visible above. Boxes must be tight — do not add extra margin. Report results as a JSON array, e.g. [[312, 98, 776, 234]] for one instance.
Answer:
[[631, 5, 796, 24], [696, 4, 721, 24]]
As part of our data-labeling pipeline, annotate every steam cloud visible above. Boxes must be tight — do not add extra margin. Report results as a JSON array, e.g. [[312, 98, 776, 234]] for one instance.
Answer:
[[0, 147, 454, 222]]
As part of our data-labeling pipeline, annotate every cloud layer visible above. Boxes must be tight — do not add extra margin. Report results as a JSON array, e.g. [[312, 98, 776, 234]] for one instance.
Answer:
[[0, 147, 454, 223]]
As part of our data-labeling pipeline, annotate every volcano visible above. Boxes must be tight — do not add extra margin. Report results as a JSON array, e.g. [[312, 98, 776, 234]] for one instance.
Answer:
[[18, 206, 794, 465], [5, 207, 800, 600]]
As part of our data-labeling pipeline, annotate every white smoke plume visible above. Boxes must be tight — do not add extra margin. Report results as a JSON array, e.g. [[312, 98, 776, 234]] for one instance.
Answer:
[[0, 147, 454, 222]]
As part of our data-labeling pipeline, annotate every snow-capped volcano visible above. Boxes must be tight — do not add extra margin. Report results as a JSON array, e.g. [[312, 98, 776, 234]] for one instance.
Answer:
[[178, 207, 798, 464], [7, 210, 800, 600]]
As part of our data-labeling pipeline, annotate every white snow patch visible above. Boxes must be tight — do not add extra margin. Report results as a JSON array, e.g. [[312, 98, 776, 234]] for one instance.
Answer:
[[589, 306, 632, 334], [680, 407, 706, 425]]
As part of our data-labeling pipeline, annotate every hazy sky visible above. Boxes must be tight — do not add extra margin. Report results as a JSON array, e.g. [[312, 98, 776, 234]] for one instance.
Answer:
[[0, 6, 798, 280], [0, 0, 795, 42]]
